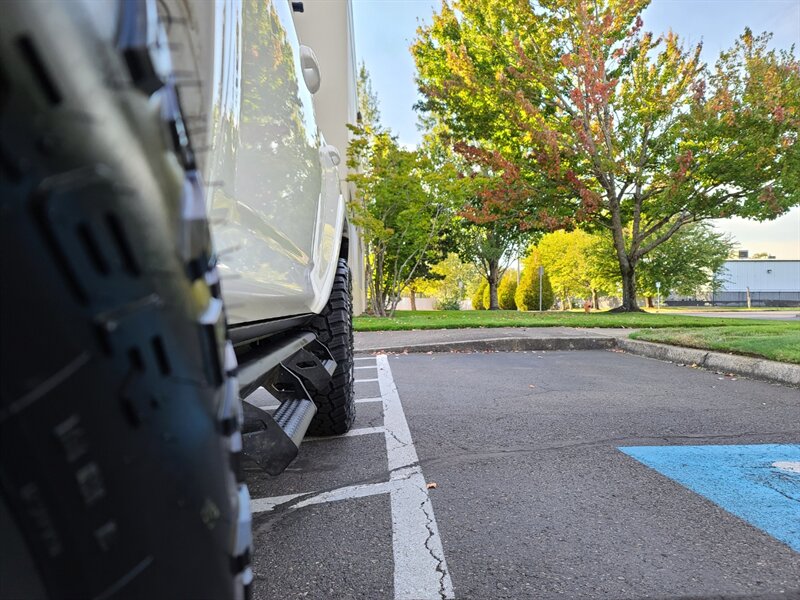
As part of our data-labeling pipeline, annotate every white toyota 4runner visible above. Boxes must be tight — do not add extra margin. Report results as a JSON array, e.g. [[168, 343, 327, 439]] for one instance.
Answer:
[[0, 1, 355, 598]]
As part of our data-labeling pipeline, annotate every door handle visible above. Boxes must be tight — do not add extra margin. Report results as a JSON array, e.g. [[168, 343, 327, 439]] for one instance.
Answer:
[[299, 45, 321, 94]]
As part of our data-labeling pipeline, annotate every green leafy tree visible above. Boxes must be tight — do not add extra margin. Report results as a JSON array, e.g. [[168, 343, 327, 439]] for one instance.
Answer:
[[515, 249, 554, 311], [357, 62, 381, 129], [636, 224, 735, 305], [587, 224, 736, 305], [348, 129, 458, 316], [537, 230, 607, 309], [413, 0, 800, 311], [424, 252, 482, 310], [430, 141, 535, 310], [498, 272, 518, 310], [460, 223, 527, 310]]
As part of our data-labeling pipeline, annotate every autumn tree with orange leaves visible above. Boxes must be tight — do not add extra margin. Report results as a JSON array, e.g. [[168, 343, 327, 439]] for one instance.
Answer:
[[413, 0, 800, 310], [451, 141, 539, 309]]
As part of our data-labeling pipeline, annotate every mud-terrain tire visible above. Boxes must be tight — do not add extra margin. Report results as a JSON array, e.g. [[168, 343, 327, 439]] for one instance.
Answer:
[[0, 3, 251, 599], [304, 258, 356, 436]]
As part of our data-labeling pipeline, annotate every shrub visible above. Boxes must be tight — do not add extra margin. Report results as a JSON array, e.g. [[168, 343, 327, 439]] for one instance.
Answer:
[[436, 297, 461, 311], [498, 272, 518, 310], [483, 282, 492, 309], [515, 250, 554, 311], [471, 280, 488, 310]]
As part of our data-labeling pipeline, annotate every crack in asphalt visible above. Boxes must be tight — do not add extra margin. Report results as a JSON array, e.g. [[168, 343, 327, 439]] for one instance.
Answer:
[[417, 431, 800, 469], [385, 426, 410, 449], [419, 492, 449, 600]]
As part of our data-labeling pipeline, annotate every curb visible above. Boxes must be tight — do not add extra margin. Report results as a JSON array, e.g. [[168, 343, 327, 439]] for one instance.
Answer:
[[357, 336, 800, 387], [615, 338, 800, 387]]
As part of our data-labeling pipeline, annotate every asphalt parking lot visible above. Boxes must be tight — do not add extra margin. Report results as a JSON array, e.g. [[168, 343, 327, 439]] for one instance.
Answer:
[[244, 350, 800, 600]]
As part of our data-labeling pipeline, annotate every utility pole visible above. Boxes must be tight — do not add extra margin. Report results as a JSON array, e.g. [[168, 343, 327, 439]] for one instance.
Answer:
[[656, 281, 661, 312], [538, 266, 544, 312]]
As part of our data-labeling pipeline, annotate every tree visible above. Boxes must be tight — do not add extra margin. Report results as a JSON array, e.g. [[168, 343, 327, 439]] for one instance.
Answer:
[[515, 249, 555, 310], [635, 223, 735, 304], [472, 280, 488, 310], [498, 272, 518, 309], [448, 143, 538, 309], [357, 62, 381, 129], [587, 223, 735, 305], [459, 222, 527, 310], [537, 230, 609, 309], [424, 252, 482, 310], [413, 0, 800, 310], [348, 129, 458, 316]]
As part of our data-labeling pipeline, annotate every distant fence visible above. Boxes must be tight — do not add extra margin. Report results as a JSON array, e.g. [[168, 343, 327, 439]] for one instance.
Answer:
[[712, 291, 800, 307], [667, 291, 800, 307], [395, 291, 800, 310]]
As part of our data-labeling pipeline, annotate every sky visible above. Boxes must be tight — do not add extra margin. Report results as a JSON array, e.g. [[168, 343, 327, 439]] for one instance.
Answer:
[[351, 0, 800, 259]]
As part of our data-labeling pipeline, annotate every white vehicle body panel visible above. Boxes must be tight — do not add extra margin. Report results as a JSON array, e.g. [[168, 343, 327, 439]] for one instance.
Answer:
[[172, 0, 345, 326], [293, 0, 366, 316]]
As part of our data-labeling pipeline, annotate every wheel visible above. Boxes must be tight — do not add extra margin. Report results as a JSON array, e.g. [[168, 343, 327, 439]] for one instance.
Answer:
[[304, 258, 356, 436], [0, 3, 251, 599]]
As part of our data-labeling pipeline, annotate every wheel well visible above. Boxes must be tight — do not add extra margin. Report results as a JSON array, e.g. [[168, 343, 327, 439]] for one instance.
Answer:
[[338, 219, 350, 262]]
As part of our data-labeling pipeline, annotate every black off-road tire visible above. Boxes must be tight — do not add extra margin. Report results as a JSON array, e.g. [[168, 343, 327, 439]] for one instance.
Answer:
[[304, 258, 356, 436], [0, 3, 251, 599]]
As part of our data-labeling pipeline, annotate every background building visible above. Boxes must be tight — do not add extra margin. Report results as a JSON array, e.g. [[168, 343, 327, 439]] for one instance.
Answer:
[[713, 259, 800, 306]]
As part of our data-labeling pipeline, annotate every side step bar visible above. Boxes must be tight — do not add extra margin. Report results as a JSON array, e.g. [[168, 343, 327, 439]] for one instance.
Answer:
[[241, 395, 316, 476], [237, 332, 315, 399], [236, 333, 336, 475]]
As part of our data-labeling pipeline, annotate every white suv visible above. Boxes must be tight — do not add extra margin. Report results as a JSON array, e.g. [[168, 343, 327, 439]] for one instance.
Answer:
[[0, 1, 354, 598]]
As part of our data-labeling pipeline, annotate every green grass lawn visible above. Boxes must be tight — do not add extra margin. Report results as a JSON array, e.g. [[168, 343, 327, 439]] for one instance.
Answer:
[[630, 325, 800, 364], [353, 309, 788, 332]]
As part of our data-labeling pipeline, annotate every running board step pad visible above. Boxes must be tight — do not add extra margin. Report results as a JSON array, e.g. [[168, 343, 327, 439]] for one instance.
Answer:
[[241, 397, 317, 476], [236, 335, 337, 475], [273, 398, 317, 447]]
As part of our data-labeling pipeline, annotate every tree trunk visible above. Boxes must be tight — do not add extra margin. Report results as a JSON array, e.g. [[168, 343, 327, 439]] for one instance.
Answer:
[[410, 287, 417, 311], [609, 201, 642, 312], [618, 262, 641, 311], [646, 296, 654, 308], [371, 254, 387, 317], [487, 259, 500, 310], [387, 292, 402, 318], [592, 289, 599, 310]]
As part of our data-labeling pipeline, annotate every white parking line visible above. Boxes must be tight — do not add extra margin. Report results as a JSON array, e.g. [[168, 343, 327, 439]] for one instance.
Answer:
[[377, 354, 455, 600], [251, 482, 393, 514], [303, 426, 385, 442], [248, 355, 454, 599], [354, 356, 377, 361], [356, 397, 383, 404], [293, 481, 392, 509], [355, 365, 378, 370], [250, 493, 306, 513], [355, 377, 379, 383]]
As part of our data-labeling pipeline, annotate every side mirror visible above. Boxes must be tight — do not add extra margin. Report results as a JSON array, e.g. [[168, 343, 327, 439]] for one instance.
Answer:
[[299, 45, 321, 94], [322, 145, 341, 167]]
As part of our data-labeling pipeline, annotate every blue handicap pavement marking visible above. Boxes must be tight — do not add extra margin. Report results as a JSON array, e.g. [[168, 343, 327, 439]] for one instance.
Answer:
[[618, 444, 800, 552]]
